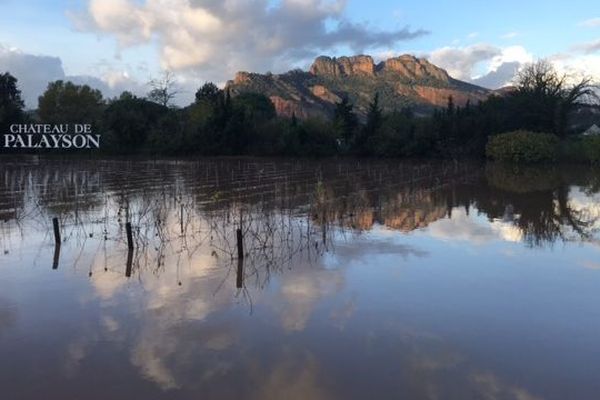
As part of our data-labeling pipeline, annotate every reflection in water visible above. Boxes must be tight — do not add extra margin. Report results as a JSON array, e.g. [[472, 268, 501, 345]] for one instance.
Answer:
[[0, 158, 477, 282], [476, 165, 600, 246], [1, 157, 600, 399]]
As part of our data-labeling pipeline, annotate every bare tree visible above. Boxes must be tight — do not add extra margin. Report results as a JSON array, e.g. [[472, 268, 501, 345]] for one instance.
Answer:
[[147, 70, 179, 107], [515, 60, 599, 136]]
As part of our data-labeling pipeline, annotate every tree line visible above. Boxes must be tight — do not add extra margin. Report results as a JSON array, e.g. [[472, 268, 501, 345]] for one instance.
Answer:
[[1, 61, 598, 159]]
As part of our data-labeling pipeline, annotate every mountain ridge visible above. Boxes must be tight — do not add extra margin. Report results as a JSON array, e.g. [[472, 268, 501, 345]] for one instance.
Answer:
[[226, 54, 491, 119]]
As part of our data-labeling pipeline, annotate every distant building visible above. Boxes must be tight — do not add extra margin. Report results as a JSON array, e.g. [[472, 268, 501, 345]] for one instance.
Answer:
[[583, 124, 600, 136]]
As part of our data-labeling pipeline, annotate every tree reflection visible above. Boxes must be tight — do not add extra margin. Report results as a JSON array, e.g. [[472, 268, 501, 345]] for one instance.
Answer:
[[1, 157, 599, 283], [473, 164, 600, 246]]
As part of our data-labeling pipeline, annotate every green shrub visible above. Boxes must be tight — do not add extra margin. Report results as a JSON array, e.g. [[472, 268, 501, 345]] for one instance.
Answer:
[[582, 136, 600, 163], [486, 130, 560, 163], [562, 135, 600, 163]]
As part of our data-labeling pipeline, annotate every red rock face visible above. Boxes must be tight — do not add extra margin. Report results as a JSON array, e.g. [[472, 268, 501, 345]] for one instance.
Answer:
[[309, 56, 342, 76], [384, 207, 448, 232], [234, 72, 252, 85], [269, 96, 311, 119], [383, 55, 450, 82], [413, 86, 488, 107], [309, 55, 375, 77], [310, 54, 450, 81], [310, 85, 341, 104], [337, 56, 375, 76], [227, 54, 492, 120]]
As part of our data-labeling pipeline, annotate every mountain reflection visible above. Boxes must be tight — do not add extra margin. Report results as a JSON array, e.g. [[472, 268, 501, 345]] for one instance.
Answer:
[[1, 158, 599, 276]]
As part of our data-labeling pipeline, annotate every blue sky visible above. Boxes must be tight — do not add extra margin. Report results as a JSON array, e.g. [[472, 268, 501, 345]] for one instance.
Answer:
[[1, 0, 599, 106], [347, 0, 599, 53]]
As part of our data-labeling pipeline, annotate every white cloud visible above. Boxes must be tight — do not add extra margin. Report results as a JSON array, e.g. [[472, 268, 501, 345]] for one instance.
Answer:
[[0, 44, 148, 108], [551, 53, 600, 82], [489, 45, 533, 72], [428, 44, 534, 88], [428, 43, 501, 80], [501, 32, 519, 39], [471, 61, 521, 89], [0, 44, 65, 108], [572, 38, 600, 55], [580, 18, 600, 28], [71, 0, 428, 82], [427, 209, 521, 245]]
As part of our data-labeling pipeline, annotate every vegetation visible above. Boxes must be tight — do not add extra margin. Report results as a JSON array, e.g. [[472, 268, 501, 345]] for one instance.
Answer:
[[1, 60, 598, 161], [38, 80, 104, 124], [486, 131, 560, 163], [0, 72, 25, 132], [562, 135, 600, 164], [147, 71, 179, 107]]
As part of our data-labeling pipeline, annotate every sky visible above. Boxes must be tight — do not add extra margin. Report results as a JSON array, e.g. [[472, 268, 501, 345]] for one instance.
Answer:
[[1, 0, 599, 107]]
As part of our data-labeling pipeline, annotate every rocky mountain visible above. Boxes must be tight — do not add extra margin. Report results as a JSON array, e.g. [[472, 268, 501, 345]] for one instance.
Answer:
[[226, 54, 491, 119]]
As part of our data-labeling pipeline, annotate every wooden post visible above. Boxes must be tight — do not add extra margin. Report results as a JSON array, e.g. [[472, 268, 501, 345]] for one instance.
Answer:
[[236, 258, 244, 289], [180, 204, 184, 234], [52, 243, 61, 270], [125, 249, 133, 278], [236, 228, 244, 260], [52, 217, 61, 245], [126, 222, 134, 250]]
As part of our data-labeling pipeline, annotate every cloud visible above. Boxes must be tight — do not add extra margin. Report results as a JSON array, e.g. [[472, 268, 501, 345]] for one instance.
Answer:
[[582, 260, 600, 270], [427, 209, 523, 245], [501, 32, 519, 39], [71, 0, 428, 82], [0, 44, 65, 108], [580, 18, 600, 28], [428, 44, 534, 87], [551, 53, 600, 82], [471, 45, 534, 88], [488, 45, 533, 71], [0, 44, 147, 108], [572, 38, 600, 54], [471, 61, 521, 89], [428, 44, 501, 80]]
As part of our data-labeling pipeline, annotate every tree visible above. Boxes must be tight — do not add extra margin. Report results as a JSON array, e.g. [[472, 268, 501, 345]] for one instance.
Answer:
[[0, 72, 25, 130], [195, 82, 222, 104], [356, 92, 384, 155], [365, 92, 383, 135], [234, 93, 276, 123], [334, 96, 358, 146], [513, 60, 598, 137], [446, 95, 455, 116], [147, 71, 179, 107], [102, 92, 169, 152], [38, 80, 104, 124]]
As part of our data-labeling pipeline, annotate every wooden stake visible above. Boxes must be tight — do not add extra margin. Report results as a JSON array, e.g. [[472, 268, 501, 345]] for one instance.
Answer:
[[236, 258, 244, 289], [52, 243, 61, 270], [125, 249, 133, 277], [52, 217, 61, 245], [126, 222, 134, 250], [236, 228, 244, 260]]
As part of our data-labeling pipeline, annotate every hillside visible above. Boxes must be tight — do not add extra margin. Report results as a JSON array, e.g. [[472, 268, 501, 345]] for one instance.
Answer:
[[225, 54, 491, 119]]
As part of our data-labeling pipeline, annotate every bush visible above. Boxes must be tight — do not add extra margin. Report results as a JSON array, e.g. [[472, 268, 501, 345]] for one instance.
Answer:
[[486, 130, 560, 163], [562, 135, 600, 164]]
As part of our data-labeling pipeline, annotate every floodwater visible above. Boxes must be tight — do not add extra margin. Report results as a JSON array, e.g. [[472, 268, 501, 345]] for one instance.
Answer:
[[1, 157, 600, 400]]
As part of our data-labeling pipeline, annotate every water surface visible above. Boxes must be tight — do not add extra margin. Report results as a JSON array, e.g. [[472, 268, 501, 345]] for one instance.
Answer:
[[1, 157, 600, 400]]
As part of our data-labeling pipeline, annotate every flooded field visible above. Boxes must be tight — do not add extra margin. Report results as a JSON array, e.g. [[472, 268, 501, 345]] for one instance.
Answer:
[[1, 156, 600, 400]]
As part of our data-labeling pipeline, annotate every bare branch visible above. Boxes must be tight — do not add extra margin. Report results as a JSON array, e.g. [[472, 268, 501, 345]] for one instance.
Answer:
[[147, 70, 179, 107]]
